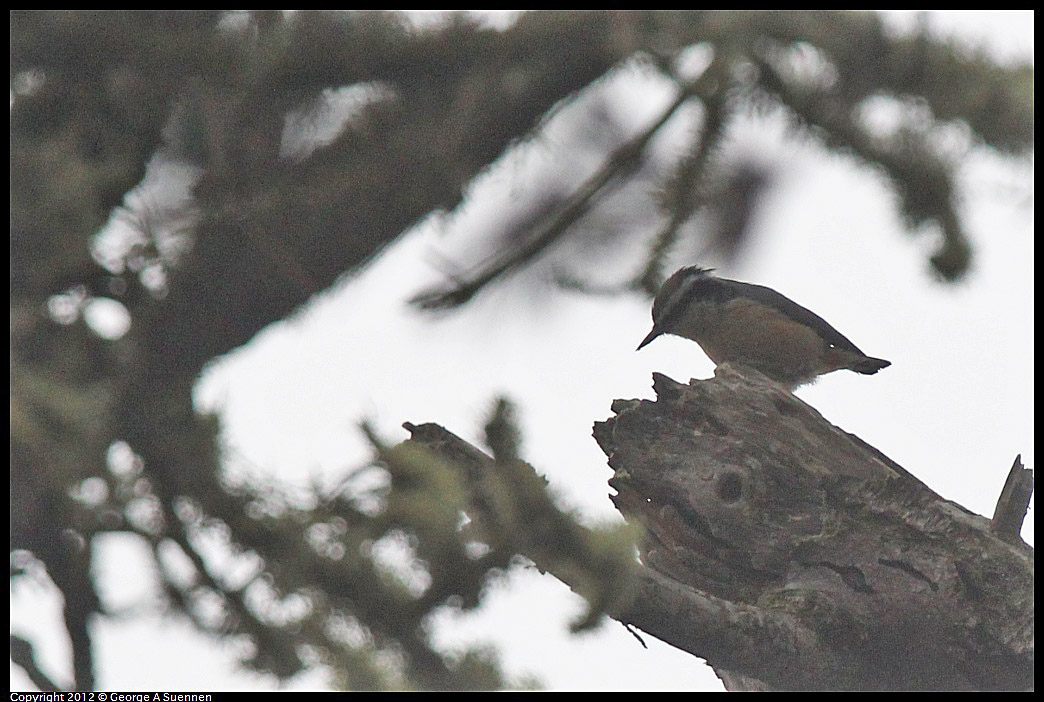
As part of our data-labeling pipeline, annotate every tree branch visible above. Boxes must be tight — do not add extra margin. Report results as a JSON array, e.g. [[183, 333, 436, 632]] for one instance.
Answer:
[[593, 366, 1033, 690], [399, 365, 1035, 691], [10, 635, 64, 693], [991, 454, 1034, 544]]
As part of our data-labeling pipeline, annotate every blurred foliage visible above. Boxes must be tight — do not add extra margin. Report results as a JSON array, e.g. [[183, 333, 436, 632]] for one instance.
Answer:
[[10, 10, 1031, 691]]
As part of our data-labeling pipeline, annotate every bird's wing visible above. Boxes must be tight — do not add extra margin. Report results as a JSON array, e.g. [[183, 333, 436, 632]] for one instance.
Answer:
[[721, 279, 868, 355]]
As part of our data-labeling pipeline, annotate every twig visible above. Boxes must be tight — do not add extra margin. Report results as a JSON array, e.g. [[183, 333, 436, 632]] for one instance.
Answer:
[[411, 66, 720, 309], [990, 454, 1034, 543]]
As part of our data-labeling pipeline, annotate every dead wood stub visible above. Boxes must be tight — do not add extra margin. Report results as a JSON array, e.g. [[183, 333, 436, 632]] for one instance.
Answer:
[[593, 365, 1033, 690]]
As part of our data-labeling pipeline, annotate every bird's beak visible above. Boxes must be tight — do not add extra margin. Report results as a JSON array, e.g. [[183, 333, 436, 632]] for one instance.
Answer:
[[636, 328, 661, 351]]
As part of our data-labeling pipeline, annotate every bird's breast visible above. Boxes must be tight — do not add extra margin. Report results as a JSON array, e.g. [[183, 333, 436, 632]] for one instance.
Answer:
[[681, 298, 828, 385]]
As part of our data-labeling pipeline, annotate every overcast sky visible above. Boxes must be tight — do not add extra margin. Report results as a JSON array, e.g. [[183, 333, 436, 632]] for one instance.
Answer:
[[11, 10, 1033, 692]]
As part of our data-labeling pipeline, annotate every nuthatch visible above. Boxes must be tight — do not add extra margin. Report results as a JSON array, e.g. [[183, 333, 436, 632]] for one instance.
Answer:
[[637, 267, 890, 389]]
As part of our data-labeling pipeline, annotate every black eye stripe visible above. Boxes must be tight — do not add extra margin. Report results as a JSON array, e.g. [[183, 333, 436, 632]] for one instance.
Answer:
[[654, 274, 731, 330]]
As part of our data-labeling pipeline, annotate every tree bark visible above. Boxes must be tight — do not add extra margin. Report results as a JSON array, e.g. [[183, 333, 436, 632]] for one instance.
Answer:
[[594, 365, 1033, 690]]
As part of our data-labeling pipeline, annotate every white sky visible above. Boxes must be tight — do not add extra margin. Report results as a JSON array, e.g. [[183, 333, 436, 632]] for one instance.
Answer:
[[11, 10, 1033, 693]]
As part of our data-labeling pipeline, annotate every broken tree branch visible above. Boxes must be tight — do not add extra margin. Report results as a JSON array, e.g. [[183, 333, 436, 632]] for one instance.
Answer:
[[594, 365, 1033, 690]]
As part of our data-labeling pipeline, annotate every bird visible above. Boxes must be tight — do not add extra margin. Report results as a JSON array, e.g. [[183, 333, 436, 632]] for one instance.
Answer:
[[637, 266, 890, 390]]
